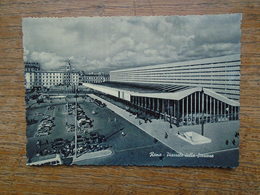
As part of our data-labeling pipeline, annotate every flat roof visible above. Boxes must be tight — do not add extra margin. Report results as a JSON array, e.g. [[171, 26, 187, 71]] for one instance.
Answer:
[[84, 82, 240, 106], [98, 82, 193, 93]]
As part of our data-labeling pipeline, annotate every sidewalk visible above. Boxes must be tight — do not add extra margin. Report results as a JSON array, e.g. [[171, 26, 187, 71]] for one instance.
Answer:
[[88, 94, 239, 154], [72, 148, 113, 164]]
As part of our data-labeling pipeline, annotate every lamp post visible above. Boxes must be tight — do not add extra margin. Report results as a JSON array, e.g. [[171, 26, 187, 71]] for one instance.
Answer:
[[74, 83, 78, 159], [201, 88, 205, 136]]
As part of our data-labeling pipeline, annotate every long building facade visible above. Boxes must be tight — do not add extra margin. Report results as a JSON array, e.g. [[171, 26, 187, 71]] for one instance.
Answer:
[[25, 62, 80, 89], [80, 72, 110, 84], [84, 83, 239, 127], [25, 62, 110, 89], [110, 54, 240, 100], [84, 54, 240, 127]]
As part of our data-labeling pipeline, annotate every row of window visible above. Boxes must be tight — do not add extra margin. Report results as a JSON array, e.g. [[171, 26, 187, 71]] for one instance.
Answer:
[[112, 64, 240, 75], [111, 59, 240, 73]]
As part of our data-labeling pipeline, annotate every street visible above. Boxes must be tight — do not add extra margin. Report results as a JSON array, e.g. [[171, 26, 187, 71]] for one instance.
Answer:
[[26, 95, 239, 167]]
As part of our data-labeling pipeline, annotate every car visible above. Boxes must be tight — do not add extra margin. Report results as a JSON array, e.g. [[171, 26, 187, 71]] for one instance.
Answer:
[[54, 138, 64, 142], [77, 138, 85, 146], [44, 123, 54, 128], [90, 132, 99, 137], [52, 138, 65, 149]]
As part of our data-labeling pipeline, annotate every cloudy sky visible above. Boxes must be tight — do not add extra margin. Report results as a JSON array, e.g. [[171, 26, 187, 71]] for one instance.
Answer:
[[23, 14, 241, 72]]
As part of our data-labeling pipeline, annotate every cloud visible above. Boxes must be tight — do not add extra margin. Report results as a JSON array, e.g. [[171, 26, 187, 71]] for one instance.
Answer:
[[28, 51, 64, 70], [22, 14, 241, 72]]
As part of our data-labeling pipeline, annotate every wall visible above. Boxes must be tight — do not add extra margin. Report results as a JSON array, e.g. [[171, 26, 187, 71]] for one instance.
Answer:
[[110, 54, 240, 100]]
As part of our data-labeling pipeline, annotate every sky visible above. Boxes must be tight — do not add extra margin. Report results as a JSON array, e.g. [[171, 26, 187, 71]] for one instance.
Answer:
[[22, 14, 241, 72]]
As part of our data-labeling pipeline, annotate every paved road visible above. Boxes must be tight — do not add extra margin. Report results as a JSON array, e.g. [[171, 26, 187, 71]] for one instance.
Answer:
[[26, 97, 239, 167]]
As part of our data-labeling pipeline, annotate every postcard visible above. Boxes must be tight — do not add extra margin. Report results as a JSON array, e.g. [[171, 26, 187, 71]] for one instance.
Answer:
[[23, 14, 241, 167]]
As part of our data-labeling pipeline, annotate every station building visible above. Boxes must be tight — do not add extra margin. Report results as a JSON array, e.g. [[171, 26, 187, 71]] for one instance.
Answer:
[[110, 54, 240, 101], [84, 54, 240, 127]]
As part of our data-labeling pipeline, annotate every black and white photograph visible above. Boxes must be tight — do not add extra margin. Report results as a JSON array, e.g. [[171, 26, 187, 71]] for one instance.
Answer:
[[23, 14, 241, 167]]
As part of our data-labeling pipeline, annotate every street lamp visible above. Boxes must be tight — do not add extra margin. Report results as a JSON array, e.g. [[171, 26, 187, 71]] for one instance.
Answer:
[[201, 88, 205, 136], [74, 83, 78, 159]]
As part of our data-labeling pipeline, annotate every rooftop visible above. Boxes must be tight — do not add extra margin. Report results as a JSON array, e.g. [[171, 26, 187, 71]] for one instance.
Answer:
[[98, 82, 193, 93], [84, 82, 240, 106]]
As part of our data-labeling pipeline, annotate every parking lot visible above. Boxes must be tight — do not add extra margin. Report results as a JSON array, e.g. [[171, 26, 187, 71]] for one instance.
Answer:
[[26, 95, 176, 164], [26, 94, 238, 167]]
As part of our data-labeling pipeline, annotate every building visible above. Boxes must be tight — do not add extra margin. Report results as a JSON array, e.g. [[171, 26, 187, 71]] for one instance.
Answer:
[[35, 71, 64, 88], [110, 54, 240, 100], [83, 54, 240, 127], [24, 62, 40, 89], [80, 72, 110, 84], [63, 60, 80, 86], [24, 61, 80, 89]]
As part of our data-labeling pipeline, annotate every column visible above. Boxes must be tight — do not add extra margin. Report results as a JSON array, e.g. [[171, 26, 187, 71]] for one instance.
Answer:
[[202, 92, 204, 124], [217, 99, 219, 119], [173, 100, 175, 118], [220, 101, 223, 119], [234, 106, 236, 120], [198, 92, 201, 123], [167, 99, 170, 116], [205, 95, 208, 115], [238, 107, 240, 120], [191, 94, 193, 123], [195, 92, 197, 122], [169, 102, 172, 124], [162, 99, 165, 115], [157, 98, 160, 113], [213, 98, 216, 119], [176, 101, 180, 126], [182, 98, 184, 122], [228, 105, 230, 120], [234, 106, 237, 120], [209, 96, 212, 116], [186, 96, 189, 124]]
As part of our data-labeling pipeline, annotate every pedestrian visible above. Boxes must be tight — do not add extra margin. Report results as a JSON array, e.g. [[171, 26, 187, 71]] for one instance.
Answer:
[[165, 132, 168, 139], [225, 140, 229, 145]]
